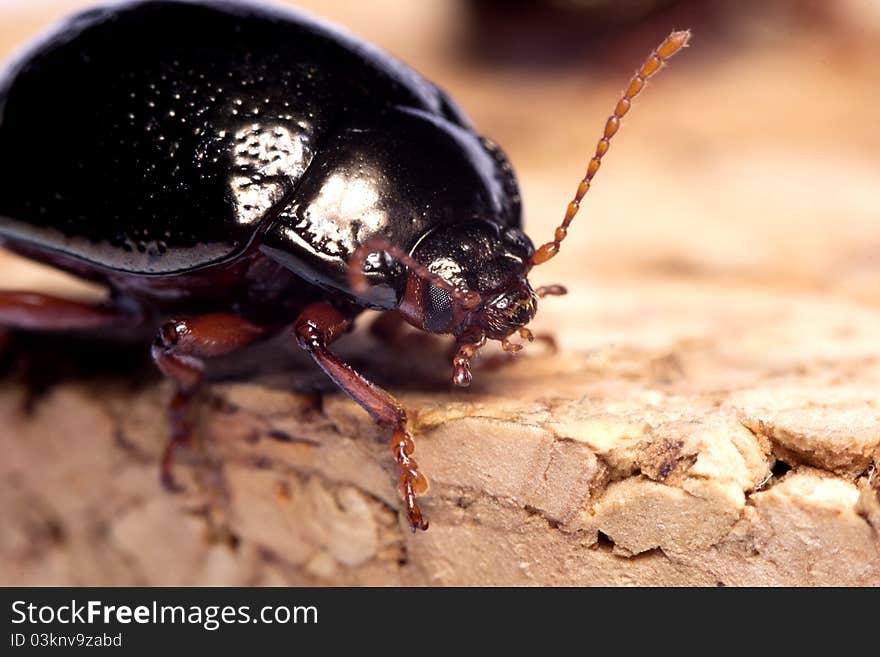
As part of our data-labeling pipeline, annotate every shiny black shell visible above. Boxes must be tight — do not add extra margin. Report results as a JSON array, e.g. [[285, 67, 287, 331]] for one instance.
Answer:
[[0, 0, 522, 308]]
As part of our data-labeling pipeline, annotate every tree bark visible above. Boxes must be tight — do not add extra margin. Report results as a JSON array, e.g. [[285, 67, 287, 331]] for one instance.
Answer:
[[2, 274, 878, 585]]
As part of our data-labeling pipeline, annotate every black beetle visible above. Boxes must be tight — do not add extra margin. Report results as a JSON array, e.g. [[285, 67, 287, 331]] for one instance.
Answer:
[[0, 0, 689, 531]]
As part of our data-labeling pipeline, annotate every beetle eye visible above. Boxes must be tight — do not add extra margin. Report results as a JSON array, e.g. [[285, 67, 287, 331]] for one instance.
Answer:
[[424, 284, 453, 333]]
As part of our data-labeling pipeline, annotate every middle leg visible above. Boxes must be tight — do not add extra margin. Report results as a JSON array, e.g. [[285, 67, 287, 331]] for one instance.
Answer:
[[151, 313, 270, 490]]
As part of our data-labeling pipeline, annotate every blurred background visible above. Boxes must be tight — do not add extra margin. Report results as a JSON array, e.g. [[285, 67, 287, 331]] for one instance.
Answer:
[[1, 0, 879, 585], [1, 0, 879, 330]]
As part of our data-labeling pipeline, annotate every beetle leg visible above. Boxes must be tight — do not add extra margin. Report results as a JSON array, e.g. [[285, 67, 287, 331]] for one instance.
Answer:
[[151, 313, 268, 491], [294, 302, 429, 532], [451, 334, 486, 388], [0, 290, 137, 330], [0, 290, 144, 408]]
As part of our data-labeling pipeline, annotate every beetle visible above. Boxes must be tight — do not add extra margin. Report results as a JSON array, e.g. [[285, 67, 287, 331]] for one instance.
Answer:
[[0, 0, 689, 531]]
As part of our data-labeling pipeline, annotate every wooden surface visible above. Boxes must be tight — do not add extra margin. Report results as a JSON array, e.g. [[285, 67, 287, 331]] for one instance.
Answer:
[[1, 0, 879, 585]]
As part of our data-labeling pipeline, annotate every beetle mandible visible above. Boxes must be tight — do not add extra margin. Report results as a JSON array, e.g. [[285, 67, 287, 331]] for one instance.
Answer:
[[0, 0, 689, 531]]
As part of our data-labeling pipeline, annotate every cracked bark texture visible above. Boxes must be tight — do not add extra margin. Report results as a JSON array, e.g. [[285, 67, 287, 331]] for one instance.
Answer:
[[2, 0, 880, 585]]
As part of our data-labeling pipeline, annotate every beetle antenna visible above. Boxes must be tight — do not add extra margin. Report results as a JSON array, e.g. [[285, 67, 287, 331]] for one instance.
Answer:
[[531, 29, 691, 267], [349, 238, 481, 309]]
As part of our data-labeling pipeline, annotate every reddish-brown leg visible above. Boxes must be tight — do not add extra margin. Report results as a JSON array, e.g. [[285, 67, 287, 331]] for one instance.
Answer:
[[0, 291, 137, 330], [451, 336, 486, 387], [0, 289, 143, 409], [151, 313, 268, 491], [294, 302, 429, 531]]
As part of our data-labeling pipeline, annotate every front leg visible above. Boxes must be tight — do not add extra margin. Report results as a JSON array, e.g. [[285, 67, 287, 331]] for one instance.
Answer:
[[294, 302, 429, 531], [151, 313, 269, 490]]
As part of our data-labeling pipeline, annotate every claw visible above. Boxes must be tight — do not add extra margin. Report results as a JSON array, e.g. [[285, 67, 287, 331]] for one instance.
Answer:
[[402, 476, 429, 532], [392, 429, 429, 531], [452, 335, 486, 387]]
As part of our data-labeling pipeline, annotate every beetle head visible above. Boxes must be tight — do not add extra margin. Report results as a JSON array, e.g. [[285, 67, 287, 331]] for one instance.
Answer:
[[404, 221, 533, 330], [349, 29, 692, 387], [349, 221, 563, 387], [375, 221, 558, 385]]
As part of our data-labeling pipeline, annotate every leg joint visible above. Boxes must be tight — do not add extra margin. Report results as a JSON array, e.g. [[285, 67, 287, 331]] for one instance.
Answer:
[[154, 319, 188, 350], [295, 321, 324, 352]]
